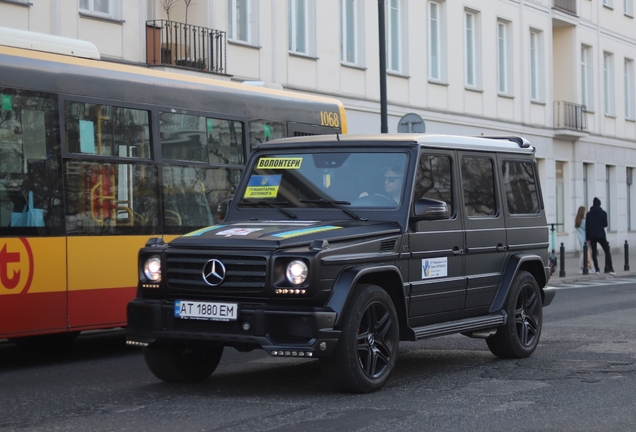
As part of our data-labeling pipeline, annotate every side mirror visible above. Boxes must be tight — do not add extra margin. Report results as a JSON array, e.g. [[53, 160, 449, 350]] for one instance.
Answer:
[[216, 198, 232, 222], [412, 198, 450, 221]]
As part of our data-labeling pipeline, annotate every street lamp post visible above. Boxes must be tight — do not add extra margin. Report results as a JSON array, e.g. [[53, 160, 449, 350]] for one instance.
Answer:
[[378, 0, 388, 133]]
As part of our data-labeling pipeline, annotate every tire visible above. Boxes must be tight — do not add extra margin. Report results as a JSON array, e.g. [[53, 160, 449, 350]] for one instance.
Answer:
[[143, 342, 223, 383], [320, 284, 399, 393], [487, 270, 542, 359]]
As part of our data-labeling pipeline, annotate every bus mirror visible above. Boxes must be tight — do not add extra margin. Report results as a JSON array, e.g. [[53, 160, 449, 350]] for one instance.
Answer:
[[412, 198, 449, 221], [216, 198, 232, 222]]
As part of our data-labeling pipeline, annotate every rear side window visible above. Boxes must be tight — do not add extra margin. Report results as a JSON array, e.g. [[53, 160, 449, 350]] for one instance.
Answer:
[[502, 160, 540, 215], [461, 157, 496, 217]]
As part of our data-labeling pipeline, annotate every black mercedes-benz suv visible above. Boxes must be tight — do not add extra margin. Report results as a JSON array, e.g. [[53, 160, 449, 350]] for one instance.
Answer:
[[127, 133, 555, 393]]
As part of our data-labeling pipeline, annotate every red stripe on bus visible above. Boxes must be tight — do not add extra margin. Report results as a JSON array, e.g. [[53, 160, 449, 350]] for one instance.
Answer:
[[68, 287, 136, 329], [1, 291, 67, 337]]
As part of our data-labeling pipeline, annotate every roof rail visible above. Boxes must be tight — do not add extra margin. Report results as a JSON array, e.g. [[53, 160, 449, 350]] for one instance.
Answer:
[[0, 26, 100, 59], [477, 135, 530, 148]]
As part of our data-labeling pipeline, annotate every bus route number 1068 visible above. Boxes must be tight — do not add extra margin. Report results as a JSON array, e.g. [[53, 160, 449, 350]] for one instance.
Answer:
[[320, 111, 340, 128]]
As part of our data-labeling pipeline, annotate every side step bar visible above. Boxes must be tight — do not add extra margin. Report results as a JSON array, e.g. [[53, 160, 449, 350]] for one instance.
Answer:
[[412, 312, 507, 340]]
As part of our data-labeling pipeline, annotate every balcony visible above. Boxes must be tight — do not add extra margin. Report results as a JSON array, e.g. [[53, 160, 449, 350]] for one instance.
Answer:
[[146, 20, 226, 74], [554, 101, 588, 140], [553, 0, 577, 16]]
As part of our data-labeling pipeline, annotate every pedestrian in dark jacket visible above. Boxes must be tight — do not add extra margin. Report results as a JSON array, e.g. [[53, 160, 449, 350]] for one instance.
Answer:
[[586, 197, 615, 274]]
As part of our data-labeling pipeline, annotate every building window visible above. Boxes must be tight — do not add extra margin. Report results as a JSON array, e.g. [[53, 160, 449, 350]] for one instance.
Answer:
[[625, 59, 635, 120], [556, 161, 565, 233], [341, 0, 364, 66], [497, 19, 512, 95], [385, 0, 406, 73], [604, 52, 615, 116], [79, 0, 121, 20], [464, 9, 481, 89], [288, 0, 315, 56], [606, 165, 615, 230], [581, 45, 594, 111], [428, 1, 445, 82], [626, 0, 635, 16], [530, 29, 544, 102], [583, 162, 592, 209], [628, 168, 634, 231], [603, 0, 613, 7], [228, 0, 257, 45]]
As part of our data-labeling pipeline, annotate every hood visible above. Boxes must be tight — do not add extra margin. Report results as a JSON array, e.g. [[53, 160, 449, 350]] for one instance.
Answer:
[[168, 220, 401, 249]]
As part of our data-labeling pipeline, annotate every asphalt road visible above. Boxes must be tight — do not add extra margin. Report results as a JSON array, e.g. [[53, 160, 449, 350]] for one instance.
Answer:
[[1, 279, 635, 432]]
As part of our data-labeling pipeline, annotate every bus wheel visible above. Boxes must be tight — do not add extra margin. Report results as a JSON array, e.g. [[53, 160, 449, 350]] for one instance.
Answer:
[[320, 284, 399, 393], [143, 342, 223, 383], [9, 332, 80, 349], [486, 270, 542, 359]]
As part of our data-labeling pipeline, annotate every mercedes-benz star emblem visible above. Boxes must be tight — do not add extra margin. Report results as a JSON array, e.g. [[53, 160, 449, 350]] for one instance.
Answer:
[[202, 259, 226, 286]]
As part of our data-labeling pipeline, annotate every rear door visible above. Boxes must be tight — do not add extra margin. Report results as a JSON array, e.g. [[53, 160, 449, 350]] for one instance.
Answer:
[[459, 152, 506, 313]]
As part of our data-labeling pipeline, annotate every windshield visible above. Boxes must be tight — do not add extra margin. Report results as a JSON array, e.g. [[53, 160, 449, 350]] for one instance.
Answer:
[[238, 151, 409, 209]]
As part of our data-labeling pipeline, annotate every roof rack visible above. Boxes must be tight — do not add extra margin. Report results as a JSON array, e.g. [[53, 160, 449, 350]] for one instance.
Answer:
[[477, 136, 530, 148]]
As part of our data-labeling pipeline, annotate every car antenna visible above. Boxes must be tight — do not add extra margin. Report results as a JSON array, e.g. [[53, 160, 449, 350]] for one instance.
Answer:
[[336, 133, 340, 141]]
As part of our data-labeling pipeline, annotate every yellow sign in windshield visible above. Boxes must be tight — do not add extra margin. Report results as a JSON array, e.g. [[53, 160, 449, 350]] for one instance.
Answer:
[[256, 157, 303, 169]]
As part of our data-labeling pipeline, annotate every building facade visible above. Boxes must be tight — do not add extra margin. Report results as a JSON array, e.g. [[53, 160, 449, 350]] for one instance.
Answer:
[[1, 0, 636, 252]]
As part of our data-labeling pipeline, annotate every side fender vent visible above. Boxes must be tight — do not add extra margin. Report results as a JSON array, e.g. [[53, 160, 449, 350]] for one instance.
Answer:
[[380, 239, 396, 253]]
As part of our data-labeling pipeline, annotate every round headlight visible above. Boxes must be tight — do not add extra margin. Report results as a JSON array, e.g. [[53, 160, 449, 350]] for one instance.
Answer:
[[285, 260, 308, 285], [143, 256, 162, 282]]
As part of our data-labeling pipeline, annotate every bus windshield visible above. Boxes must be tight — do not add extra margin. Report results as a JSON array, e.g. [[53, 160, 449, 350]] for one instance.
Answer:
[[239, 151, 409, 209]]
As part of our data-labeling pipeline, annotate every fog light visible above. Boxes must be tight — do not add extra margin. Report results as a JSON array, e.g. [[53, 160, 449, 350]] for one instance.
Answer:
[[242, 321, 251, 331], [320, 342, 327, 350]]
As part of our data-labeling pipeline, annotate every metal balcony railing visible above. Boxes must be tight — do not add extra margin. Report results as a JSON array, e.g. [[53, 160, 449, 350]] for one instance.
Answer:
[[553, 0, 577, 15], [554, 101, 587, 132], [146, 20, 226, 74]]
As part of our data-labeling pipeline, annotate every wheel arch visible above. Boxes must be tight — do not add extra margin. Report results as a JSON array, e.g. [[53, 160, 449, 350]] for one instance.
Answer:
[[489, 254, 547, 313], [326, 265, 408, 335]]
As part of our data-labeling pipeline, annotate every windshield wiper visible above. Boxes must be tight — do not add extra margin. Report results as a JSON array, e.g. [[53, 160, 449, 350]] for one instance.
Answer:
[[299, 199, 367, 221], [240, 200, 298, 219]]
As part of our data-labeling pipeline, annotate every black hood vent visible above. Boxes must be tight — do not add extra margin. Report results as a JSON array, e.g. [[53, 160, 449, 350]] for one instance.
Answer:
[[380, 239, 396, 252]]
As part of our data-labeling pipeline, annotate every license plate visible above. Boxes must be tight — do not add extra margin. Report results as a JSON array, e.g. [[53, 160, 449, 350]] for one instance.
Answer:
[[174, 300, 238, 321]]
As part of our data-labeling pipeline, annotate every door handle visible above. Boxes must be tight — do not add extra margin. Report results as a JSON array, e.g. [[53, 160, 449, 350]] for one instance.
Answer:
[[496, 243, 508, 252], [452, 246, 464, 255]]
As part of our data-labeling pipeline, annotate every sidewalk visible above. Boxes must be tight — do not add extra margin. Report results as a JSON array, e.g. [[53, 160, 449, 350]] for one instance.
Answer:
[[546, 246, 636, 286]]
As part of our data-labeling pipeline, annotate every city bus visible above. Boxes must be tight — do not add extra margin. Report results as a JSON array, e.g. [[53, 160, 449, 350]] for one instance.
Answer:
[[0, 27, 346, 345]]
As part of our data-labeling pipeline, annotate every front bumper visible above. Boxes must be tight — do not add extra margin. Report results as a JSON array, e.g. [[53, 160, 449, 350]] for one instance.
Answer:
[[126, 299, 340, 357]]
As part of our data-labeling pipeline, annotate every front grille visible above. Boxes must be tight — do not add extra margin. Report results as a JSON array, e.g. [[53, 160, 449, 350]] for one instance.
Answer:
[[266, 314, 315, 344], [166, 249, 267, 293]]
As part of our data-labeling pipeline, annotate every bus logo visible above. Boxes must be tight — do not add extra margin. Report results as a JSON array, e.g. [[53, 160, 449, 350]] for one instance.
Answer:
[[0, 238, 34, 295]]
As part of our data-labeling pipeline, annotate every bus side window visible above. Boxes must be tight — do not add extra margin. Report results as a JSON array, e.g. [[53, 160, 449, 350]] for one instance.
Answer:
[[249, 120, 285, 151], [0, 88, 63, 234]]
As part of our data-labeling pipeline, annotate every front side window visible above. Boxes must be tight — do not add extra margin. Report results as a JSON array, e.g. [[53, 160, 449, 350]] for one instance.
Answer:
[[502, 161, 540, 215], [65, 102, 151, 158], [160, 113, 244, 165], [461, 157, 496, 217], [238, 151, 408, 210], [0, 88, 63, 235], [228, 0, 257, 44], [414, 154, 453, 215]]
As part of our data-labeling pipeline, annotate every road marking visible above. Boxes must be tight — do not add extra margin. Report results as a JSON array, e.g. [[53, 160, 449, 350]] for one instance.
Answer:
[[550, 278, 636, 290]]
